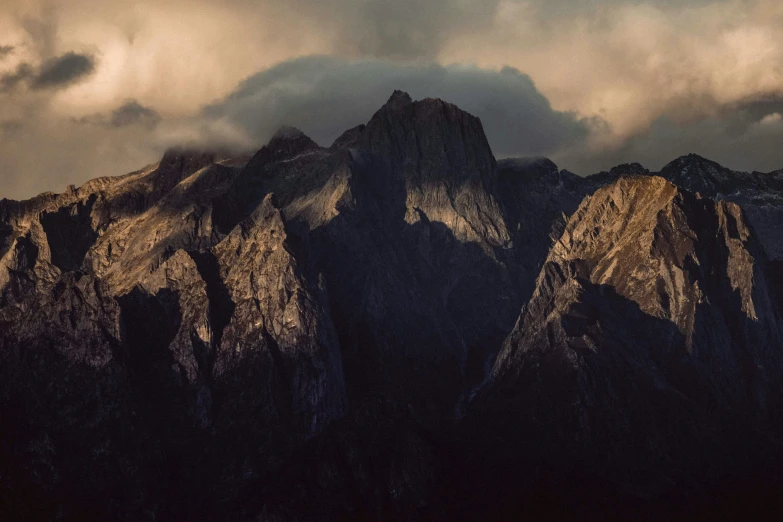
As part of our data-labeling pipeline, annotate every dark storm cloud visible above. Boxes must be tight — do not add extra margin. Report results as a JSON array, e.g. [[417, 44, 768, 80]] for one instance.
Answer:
[[31, 52, 96, 90], [560, 110, 783, 175], [717, 96, 783, 130], [0, 52, 96, 93], [2, 0, 781, 201], [202, 56, 593, 157], [110, 100, 161, 128]]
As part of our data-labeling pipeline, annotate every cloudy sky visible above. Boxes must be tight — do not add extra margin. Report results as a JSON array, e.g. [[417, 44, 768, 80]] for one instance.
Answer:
[[2, 0, 783, 199]]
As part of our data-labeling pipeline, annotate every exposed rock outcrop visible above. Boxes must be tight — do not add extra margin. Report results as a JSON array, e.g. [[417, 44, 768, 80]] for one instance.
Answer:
[[213, 195, 347, 439], [658, 153, 783, 260], [2, 93, 783, 521], [474, 175, 783, 518]]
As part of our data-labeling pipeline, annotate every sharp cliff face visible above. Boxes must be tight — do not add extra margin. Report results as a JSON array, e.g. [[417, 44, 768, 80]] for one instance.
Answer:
[[475, 175, 783, 517], [0, 91, 527, 520], [212, 195, 348, 439], [2, 93, 783, 521], [209, 91, 523, 425], [495, 175, 782, 404], [569, 155, 783, 264], [358, 90, 507, 245]]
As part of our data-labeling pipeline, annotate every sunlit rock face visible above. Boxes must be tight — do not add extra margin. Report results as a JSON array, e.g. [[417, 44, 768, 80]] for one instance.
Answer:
[[476, 175, 783, 516], [494, 175, 782, 413], [2, 92, 783, 521]]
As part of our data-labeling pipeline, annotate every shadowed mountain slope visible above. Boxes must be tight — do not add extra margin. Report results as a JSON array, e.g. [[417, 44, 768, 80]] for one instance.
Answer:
[[1, 93, 783, 521], [469, 175, 783, 520]]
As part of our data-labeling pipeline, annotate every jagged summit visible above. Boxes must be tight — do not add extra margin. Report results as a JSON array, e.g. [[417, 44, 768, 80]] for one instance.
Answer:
[[358, 91, 506, 246], [660, 152, 743, 186], [496, 172, 781, 400], [158, 147, 219, 176], [242, 124, 320, 171], [609, 161, 648, 176], [659, 152, 783, 195], [265, 124, 319, 151], [481, 174, 783, 508], [585, 162, 649, 184], [380, 90, 469, 115], [382, 89, 413, 111], [159, 145, 218, 161], [362, 90, 496, 180], [3, 93, 783, 521], [660, 152, 728, 178], [271, 124, 307, 141]]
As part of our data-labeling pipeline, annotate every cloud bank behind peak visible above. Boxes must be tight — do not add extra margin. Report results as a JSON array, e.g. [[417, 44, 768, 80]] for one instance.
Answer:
[[196, 56, 595, 158]]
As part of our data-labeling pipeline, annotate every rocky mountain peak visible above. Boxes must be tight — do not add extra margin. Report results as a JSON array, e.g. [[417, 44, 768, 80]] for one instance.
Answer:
[[609, 162, 648, 177], [585, 162, 650, 185], [158, 147, 219, 175], [661, 152, 723, 173], [270, 125, 307, 141], [4, 93, 783, 521], [266, 125, 319, 153], [481, 173, 783, 509], [243, 126, 320, 172], [547, 175, 772, 325], [652, 153, 783, 261], [658, 152, 738, 195], [153, 147, 221, 196], [382, 89, 413, 111], [499, 174, 780, 391], [361, 91, 496, 184], [356, 92, 505, 246]]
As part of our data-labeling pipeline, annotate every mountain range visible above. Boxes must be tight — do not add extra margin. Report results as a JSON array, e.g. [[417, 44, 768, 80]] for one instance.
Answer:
[[1, 90, 783, 521]]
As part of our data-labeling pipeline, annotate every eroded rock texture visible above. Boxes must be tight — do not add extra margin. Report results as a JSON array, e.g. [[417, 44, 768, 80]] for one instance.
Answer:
[[473, 176, 783, 519], [658, 153, 783, 261], [1, 92, 783, 521]]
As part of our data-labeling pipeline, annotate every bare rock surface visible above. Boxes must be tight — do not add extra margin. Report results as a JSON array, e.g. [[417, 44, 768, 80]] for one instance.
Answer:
[[1, 93, 783, 521], [647, 153, 783, 260], [470, 175, 783, 519]]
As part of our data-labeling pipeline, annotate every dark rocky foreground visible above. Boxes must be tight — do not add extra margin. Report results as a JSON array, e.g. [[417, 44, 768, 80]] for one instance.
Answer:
[[2, 91, 783, 521]]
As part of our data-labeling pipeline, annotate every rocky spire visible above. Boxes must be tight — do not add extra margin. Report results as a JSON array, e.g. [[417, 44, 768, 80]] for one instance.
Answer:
[[383, 89, 412, 110]]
